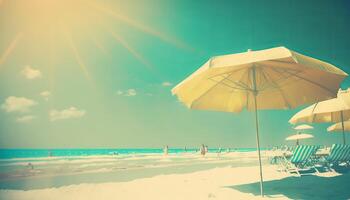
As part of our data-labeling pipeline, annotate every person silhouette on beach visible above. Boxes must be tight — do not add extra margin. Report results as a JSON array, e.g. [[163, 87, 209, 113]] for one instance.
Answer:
[[200, 144, 206, 156], [163, 145, 168, 155], [27, 162, 34, 170]]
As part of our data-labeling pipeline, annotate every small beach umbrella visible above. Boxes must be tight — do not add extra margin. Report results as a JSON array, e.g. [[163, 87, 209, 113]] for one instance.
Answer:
[[294, 124, 314, 130], [286, 133, 314, 145], [289, 89, 350, 144], [172, 46, 347, 196], [293, 124, 314, 145]]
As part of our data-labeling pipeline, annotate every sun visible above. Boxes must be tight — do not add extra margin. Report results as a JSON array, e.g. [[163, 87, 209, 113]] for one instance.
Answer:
[[0, 0, 189, 84]]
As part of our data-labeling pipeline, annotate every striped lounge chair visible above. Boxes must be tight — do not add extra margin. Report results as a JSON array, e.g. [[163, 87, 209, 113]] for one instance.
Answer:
[[323, 144, 350, 171], [281, 145, 319, 176]]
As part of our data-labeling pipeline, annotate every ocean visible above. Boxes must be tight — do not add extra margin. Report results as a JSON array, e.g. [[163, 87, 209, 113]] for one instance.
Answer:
[[0, 148, 261, 159]]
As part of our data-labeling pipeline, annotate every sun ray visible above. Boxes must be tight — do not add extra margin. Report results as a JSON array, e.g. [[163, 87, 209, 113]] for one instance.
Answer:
[[91, 36, 108, 55], [109, 30, 153, 70], [0, 32, 23, 69], [61, 25, 92, 81], [108, 28, 164, 80], [88, 1, 194, 52]]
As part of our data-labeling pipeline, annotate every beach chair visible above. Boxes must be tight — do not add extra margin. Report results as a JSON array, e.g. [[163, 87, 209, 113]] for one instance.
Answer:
[[322, 144, 350, 171], [280, 145, 319, 176]]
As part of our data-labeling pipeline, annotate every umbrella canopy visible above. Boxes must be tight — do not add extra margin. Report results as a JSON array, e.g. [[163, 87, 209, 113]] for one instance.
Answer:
[[286, 133, 314, 141], [173, 47, 346, 111], [294, 124, 314, 130], [172, 46, 347, 196], [327, 120, 350, 132], [289, 89, 350, 124], [289, 88, 350, 144]]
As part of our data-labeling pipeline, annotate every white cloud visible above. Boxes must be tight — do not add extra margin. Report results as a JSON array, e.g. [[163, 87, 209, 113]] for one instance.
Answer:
[[116, 90, 124, 95], [50, 107, 86, 121], [1, 96, 37, 113], [125, 89, 137, 96], [40, 91, 51, 101], [117, 89, 137, 97], [21, 66, 42, 79], [162, 81, 172, 87], [16, 115, 36, 123]]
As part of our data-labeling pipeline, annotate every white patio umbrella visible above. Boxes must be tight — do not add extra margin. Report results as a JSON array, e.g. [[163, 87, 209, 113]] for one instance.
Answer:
[[172, 46, 347, 196], [328, 120, 350, 132], [294, 124, 314, 130], [289, 88, 350, 144], [286, 133, 314, 145]]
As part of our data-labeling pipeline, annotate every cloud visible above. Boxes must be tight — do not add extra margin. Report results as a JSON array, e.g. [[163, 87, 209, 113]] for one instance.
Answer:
[[21, 66, 42, 79], [40, 91, 51, 101], [50, 107, 86, 121], [116, 90, 124, 95], [125, 89, 137, 96], [16, 115, 36, 123], [162, 81, 172, 87], [117, 89, 137, 97], [1, 96, 37, 113]]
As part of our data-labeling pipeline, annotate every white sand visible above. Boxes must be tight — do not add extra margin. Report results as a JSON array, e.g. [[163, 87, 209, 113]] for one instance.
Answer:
[[1, 152, 349, 200], [1, 165, 346, 200]]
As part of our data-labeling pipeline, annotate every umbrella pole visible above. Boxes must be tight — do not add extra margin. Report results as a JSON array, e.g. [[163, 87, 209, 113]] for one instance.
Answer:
[[253, 93, 264, 197], [251, 66, 264, 197], [341, 111, 346, 145]]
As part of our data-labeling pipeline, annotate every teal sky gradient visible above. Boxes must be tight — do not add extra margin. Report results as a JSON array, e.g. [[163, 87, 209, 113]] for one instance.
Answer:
[[0, 0, 350, 148]]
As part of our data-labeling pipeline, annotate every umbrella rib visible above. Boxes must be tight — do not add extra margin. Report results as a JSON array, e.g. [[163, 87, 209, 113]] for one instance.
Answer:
[[224, 78, 251, 90], [267, 66, 336, 97], [209, 78, 251, 91], [296, 73, 336, 95], [206, 65, 247, 80], [256, 66, 277, 91], [260, 68, 292, 109], [189, 72, 235, 108], [264, 65, 303, 87]]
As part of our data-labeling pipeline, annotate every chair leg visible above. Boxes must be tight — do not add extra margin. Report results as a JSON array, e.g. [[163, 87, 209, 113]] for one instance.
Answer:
[[328, 163, 335, 172]]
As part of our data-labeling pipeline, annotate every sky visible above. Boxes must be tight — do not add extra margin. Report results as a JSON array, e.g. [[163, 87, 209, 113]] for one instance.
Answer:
[[0, 0, 350, 148]]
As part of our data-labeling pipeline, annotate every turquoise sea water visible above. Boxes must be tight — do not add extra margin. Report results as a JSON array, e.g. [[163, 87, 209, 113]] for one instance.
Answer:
[[0, 148, 261, 159]]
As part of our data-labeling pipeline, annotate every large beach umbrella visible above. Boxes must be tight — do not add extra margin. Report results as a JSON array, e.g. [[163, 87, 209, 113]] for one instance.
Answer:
[[286, 133, 314, 145], [289, 89, 350, 144], [172, 46, 347, 196]]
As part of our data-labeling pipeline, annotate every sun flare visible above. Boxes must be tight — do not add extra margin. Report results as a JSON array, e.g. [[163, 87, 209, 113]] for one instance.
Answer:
[[0, 0, 186, 83]]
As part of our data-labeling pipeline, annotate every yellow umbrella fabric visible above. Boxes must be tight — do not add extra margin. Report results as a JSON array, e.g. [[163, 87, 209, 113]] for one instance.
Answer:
[[172, 46, 347, 196]]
